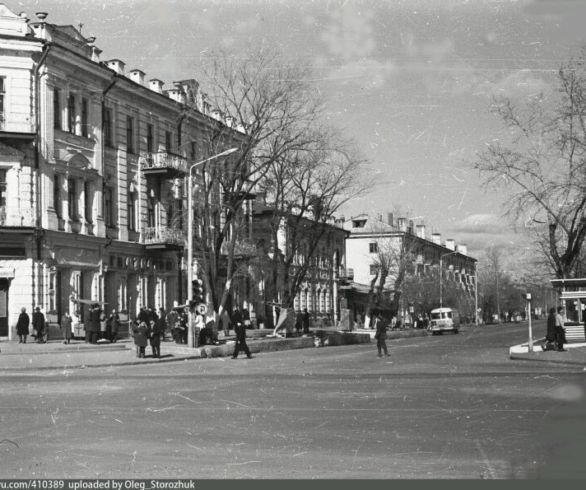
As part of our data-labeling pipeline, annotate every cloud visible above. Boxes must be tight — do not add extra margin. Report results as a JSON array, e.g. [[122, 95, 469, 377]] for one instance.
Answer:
[[474, 69, 554, 100], [451, 213, 512, 234], [321, 5, 376, 61], [326, 58, 394, 90]]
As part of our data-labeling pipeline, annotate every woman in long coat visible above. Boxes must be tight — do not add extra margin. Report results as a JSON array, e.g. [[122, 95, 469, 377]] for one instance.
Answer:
[[108, 309, 120, 343], [133, 321, 149, 358], [61, 311, 72, 344], [16, 307, 30, 344]]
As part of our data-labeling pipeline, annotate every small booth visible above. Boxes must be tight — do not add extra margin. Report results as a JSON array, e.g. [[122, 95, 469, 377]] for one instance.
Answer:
[[550, 278, 586, 343]]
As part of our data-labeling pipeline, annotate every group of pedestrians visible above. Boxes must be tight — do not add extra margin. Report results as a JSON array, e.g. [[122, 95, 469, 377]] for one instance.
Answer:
[[83, 304, 120, 344], [15, 307, 47, 344], [295, 309, 311, 336], [132, 316, 165, 358], [545, 306, 568, 352]]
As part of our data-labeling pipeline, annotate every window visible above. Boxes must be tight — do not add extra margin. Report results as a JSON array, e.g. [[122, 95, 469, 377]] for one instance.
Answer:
[[190, 141, 196, 161], [53, 175, 61, 218], [165, 130, 172, 152], [126, 116, 135, 154], [104, 187, 114, 227], [127, 190, 136, 231], [177, 127, 182, 149], [81, 98, 88, 137], [53, 88, 61, 130], [103, 107, 113, 147], [67, 178, 78, 220], [147, 188, 156, 227], [369, 242, 379, 253], [369, 264, 379, 275], [84, 181, 92, 223], [147, 124, 154, 153], [0, 77, 5, 125], [0, 169, 7, 209], [67, 93, 76, 134]]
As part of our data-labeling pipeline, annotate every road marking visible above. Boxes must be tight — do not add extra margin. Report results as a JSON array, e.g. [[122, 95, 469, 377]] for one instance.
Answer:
[[475, 440, 497, 479]]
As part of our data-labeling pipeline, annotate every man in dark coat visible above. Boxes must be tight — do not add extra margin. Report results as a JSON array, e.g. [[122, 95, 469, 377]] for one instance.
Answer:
[[148, 318, 164, 358], [16, 307, 30, 343], [32, 307, 46, 343], [302, 308, 310, 334], [232, 322, 252, 359], [89, 304, 101, 344]]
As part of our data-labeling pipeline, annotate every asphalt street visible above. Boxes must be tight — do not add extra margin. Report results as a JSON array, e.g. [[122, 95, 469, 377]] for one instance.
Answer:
[[1, 321, 585, 479]]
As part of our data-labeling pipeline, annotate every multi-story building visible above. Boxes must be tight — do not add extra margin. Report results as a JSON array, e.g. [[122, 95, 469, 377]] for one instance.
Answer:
[[0, 5, 243, 338], [342, 212, 477, 326], [248, 197, 348, 328]]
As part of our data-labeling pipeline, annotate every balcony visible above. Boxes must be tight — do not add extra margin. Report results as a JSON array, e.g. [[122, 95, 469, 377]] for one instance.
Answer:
[[141, 226, 185, 251], [139, 152, 188, 178]]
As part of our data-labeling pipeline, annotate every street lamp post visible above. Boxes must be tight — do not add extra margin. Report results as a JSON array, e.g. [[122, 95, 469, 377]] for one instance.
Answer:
[[186, 147, 238, 347], [439, 250, 459, 309]]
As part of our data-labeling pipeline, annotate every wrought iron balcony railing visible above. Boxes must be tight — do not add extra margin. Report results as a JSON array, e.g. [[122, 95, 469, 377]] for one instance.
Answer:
[[141, 226, 185, 247], [139, 152, 188, 174]]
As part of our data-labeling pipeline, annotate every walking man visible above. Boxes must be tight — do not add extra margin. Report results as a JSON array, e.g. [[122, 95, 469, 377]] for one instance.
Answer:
[[32, 307, 46, 343], [374, 314, 390, 358], [61, 311, 72, 344], [555, 306, 567, 352], [232, 321, 252, 359]]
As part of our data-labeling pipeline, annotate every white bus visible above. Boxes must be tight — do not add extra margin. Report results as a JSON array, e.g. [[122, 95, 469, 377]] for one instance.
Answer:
[[428, 307, 460, 335]]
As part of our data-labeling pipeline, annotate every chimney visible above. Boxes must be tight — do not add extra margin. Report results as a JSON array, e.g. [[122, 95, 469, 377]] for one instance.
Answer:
[[445, 238, 456, 251], [432, 233, 441, 245], [149, 79, 164, 93], [397, 217, 407, 232], [105, 59, 125, 75], [211, 108, 223, 122], [387, 213, 394, 227], [457, 243, 468, 256], [174, 79, 199, 108], [165, 88, 185, 104], [225, 115, 236, 128], [408, 219, 414, 234], [129, 69, 145, 86], [416, 224, 426, 239]]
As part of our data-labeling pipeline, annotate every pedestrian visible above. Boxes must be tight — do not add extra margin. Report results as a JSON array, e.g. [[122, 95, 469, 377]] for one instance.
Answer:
[[302, 308, 310, 334], [148, 318, 164, 358], [374, 314, 390, 358], [165, 308, 178, 341], [108, 309, 120, 343], [295, 311, 303, 335], [544, 307, 557, 351], [232, 321, 252, 359], [32, 307, 46, 343], [16, 307, 30, 344], [555, 306, 567, 352], [84, 306, 91, 343], [99, 308, 107, 341], [133, 320, 149, 358], [61, 311, 72, 344], [89, 304, 101, 344]]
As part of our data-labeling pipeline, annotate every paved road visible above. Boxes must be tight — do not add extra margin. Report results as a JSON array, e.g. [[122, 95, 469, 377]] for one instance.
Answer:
[[1, 322, 585, 479]]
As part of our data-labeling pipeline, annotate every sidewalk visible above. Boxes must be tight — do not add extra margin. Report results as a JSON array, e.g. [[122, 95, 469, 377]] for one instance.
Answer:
[[0, 329, 369, 371], [509, 338, 586, 367]]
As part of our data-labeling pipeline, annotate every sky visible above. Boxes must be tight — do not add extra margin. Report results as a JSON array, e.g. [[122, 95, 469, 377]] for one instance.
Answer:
[[10, 0, 586, 266]]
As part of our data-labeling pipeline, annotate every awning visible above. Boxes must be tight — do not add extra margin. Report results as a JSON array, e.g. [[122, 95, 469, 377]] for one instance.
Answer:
[[70, 298, 107, 306]]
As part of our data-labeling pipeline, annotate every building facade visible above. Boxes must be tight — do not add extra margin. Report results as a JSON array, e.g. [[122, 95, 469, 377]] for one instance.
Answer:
[[0, 5, 242, 338], [248, 198, 348, 328], [342, 213, 477, 326]]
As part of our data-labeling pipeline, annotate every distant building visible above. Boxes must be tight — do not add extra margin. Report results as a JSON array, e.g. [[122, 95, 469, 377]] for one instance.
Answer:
[[0, 5, 243, 338], [342, 212, 477, 326]]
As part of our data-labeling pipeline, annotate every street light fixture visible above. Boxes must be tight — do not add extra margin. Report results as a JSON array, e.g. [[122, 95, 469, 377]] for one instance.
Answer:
[[186, 147, 239, 346]]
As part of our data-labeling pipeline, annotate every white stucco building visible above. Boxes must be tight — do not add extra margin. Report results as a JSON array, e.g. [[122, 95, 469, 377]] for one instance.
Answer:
[[0, 4, 243, 338]]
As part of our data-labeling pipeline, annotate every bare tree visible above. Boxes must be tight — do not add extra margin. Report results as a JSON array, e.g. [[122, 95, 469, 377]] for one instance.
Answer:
[[191, 47, 344, 317], [475, 49, 586, 279], [256, 129, 368, 316]]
